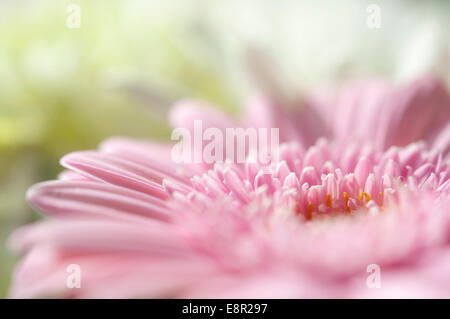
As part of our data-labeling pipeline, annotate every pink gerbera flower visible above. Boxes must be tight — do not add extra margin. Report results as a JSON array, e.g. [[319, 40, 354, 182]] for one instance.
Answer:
[[8, 75, 450, 298]]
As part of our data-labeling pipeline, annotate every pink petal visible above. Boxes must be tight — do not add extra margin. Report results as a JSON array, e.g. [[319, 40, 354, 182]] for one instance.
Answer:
[[61, 152, 168, 199], [26, 180, 171, 222]]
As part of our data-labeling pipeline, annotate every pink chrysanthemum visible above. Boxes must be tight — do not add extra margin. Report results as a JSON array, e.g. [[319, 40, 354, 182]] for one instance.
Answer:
[[9, 76, 450, 298]]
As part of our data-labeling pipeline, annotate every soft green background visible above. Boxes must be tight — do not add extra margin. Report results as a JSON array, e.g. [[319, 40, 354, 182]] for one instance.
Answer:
[[0, 0, 449, 298]]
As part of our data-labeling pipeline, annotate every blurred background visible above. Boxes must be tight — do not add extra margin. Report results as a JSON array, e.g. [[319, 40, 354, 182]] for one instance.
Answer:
[[0, 0, 449, 298]]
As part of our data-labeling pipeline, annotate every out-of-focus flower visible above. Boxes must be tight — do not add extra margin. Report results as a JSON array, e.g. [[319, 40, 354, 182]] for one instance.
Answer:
[[171, 75, 450, 154], [8, 75, 450, 298]]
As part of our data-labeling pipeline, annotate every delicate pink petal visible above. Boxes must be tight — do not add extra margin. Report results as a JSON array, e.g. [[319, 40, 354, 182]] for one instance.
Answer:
[[27, 180, 171, 222], [61, 152, 168, 199]]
